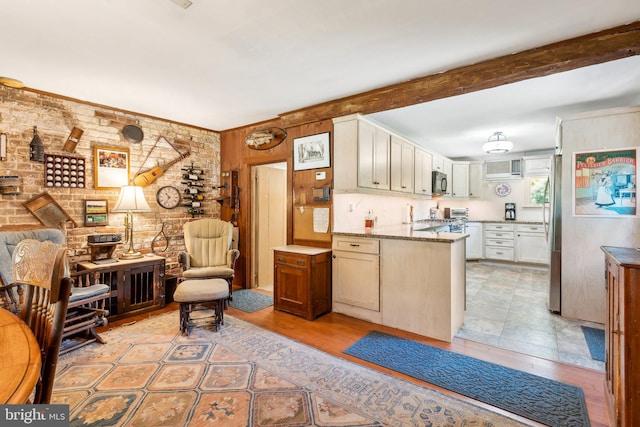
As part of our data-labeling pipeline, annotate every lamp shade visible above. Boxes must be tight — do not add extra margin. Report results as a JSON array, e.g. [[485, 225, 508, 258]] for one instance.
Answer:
[[483, 132, 513, 154], [112, 185, 151, 212]]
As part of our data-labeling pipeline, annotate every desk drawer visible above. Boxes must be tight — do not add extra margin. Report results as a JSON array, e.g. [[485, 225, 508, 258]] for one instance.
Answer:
[[274, 252, 308, 268]]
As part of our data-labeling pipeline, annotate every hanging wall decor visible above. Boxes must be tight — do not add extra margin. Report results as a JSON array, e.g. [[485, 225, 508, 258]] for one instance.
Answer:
[[94, 145, 130, 190], [45, 152, 86, 188]]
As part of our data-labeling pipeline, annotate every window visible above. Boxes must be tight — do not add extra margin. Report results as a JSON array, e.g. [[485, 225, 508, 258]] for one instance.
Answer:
[[524, 176, 549, 207]]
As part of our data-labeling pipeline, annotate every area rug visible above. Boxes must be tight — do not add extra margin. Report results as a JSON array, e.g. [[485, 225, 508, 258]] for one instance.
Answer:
[[345, 330, 590, 427], [54, 311, 530, 427], [581, 326, 605, 362], [228, 289, 273, 312]]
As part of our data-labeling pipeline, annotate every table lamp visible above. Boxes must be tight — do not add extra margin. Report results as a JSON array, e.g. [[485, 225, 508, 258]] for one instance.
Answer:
[[112, 185, 151, 259]]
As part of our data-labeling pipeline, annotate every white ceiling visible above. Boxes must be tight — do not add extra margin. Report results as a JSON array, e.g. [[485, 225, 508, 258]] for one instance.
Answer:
[[2, 0, 640, 158]]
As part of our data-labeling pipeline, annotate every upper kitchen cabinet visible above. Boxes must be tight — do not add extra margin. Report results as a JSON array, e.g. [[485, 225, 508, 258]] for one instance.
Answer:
[[451, 162, 469, 198], [414, 148, 433, 196], [523, 154, 552, 176], [334, 114, 390, 192], [432, 154, 445, 172], [390, 135, 414, 193], [469, 162, 483, 198]]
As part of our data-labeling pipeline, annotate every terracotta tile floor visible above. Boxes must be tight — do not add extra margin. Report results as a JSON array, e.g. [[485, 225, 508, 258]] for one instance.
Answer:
[[457, 261, 605, 371]]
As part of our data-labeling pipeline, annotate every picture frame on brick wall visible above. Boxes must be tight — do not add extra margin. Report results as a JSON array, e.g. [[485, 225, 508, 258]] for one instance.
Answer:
[[84, 199, 108, 226], [94, 146, 130, 190]]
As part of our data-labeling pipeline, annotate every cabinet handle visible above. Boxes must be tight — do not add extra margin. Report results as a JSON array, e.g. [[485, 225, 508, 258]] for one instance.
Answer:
[[495, 241, 503, 244], [296, 260, 305, 266], [277, 257, 285, 262], [349, 243, 360, 247], [496, 251, 504, 255]]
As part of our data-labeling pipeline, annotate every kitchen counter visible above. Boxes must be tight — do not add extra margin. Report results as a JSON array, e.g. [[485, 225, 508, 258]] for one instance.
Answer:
[[333, 223, 468, 243], [467, 219, 543, 224]]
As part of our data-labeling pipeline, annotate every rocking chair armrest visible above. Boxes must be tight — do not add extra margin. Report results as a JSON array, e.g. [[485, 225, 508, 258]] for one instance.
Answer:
[[227, 249, 240, 269]]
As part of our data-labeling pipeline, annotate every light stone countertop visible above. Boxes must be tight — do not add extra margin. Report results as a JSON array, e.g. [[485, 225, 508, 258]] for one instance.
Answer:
[[333, 223, 468, 243]]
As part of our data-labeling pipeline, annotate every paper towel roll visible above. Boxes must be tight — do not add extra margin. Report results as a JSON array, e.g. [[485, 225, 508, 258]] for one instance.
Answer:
[[402, 204, 412, 224]]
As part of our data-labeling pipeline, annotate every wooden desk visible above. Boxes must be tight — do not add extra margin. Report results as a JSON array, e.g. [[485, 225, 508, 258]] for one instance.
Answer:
[[0, 308, 41, 403]]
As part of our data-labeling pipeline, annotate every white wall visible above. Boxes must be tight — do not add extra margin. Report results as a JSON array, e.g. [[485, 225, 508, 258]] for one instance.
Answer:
[[333, 178, 547, 231]]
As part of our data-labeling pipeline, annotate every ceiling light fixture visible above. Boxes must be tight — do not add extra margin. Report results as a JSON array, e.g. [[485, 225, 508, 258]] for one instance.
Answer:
[[483, 131, 513, 154]]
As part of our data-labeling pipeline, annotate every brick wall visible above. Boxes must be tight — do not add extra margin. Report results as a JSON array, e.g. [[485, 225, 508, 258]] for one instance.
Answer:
[[0, 86, 221, 275]]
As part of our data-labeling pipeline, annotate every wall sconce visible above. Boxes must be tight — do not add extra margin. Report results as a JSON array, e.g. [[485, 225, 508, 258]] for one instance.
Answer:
[[29, 126, 44, 163], [0, 133, 6, 161], [245, 127, 287, 150], [112, 185, 151, 259]]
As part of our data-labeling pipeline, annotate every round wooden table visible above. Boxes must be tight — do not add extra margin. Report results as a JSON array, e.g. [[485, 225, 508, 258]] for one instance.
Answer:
[[0, 308, 41, 403]]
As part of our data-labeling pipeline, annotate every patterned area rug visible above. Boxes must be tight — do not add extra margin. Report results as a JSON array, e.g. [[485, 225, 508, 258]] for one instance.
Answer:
[[345, 331, 590, 427], [581, 326, 605, 362], [54, 311, 530, 426], [228, 289, 274, 312]]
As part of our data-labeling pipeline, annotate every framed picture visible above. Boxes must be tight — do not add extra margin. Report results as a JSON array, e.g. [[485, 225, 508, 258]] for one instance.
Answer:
[[94, 146, 130, 189], [293, 132, 331, 171], [84, 199, 109, 227], [573, 147, 637, 217]]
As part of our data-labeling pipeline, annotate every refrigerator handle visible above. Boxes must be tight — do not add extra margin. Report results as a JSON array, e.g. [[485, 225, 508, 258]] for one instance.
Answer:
[[543, 176, 550, 241]]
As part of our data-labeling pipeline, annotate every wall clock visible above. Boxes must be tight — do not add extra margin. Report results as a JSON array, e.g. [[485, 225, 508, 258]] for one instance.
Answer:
[[156, 185, 181, 209], [495, 183, 511, 197]]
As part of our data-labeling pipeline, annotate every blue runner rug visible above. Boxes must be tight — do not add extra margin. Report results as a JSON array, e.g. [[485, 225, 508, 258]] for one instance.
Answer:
[[581, 326, 605, 362], [228, 289, 273, 313], [345, 330, 590, 427]]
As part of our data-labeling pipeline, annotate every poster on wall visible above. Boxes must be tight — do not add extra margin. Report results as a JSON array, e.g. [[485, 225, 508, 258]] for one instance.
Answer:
[[573, 147, 637, 217], [293, 132, 330, 171], [94, 146, 130, 190]]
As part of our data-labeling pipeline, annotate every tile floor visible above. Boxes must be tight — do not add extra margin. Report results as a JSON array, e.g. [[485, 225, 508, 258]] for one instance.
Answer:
[[457, 261, 605, 371]]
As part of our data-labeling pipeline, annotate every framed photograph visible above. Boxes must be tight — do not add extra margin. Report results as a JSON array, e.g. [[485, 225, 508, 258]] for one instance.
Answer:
[[84, 199, 109, 227], [573, 147, 637, 217], [94, 145, 130, 189], [293, 132, 330, 171]]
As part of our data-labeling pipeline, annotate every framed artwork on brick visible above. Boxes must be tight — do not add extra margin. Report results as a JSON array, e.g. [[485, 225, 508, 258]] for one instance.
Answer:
[[94, 146, 130, 190]]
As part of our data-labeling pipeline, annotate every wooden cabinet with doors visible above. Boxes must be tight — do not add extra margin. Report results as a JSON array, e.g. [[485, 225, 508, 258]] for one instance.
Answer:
[[601, 246, 640, 427], [77, 255, 166, 322], [273, 245, 332, 320], [390, 134, 414, 193]]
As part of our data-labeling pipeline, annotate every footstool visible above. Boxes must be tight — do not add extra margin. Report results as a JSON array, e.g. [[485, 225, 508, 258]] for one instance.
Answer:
[[173, 278, 229, 335]]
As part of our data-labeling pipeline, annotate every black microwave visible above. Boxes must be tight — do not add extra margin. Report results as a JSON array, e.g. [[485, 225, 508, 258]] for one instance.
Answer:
[[432, 171, 447, 195]]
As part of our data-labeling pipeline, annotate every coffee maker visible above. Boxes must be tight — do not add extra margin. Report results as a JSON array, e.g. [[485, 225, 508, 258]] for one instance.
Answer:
[[505, 203, 516, 221]]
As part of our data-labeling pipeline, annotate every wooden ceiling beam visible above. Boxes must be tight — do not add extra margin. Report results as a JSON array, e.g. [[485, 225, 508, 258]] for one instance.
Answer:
[[279, 21, 640, 128]]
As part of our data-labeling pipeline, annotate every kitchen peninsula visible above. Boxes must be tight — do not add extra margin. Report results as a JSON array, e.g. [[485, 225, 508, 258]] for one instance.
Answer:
[[332, 222, 468, 342]]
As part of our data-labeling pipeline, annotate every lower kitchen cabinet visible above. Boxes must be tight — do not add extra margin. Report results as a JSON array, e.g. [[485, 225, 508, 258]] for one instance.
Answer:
[[516, 223, 549, 264], [273, 245, 332, 320], [332, 236, 381, 323], [601, 246, 640, 427], [76, 255, 166, 321], [484, 223, 515, 261]]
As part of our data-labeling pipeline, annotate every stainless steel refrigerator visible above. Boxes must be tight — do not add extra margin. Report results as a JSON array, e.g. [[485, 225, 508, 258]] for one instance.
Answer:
[[546, 153, 562, 313]]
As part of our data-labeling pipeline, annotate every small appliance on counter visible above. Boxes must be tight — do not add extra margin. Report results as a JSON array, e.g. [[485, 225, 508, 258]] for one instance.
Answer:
[[505, 203, 516, 221]]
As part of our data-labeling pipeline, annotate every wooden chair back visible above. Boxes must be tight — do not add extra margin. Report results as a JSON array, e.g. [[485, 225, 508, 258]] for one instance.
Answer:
[[1, 239, 72, 403]]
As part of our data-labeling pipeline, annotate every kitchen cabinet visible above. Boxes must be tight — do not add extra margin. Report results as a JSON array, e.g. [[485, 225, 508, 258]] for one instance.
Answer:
[[443, 158, 453, 196], [358, 120, 390, 190], [601, 246, 640, 427], [523, 155, 552, 176], [465, 222, 483, 259], [451, 162, 469, 198], [414, 148, 433, 196], [432, 154, 445, 172], [469, 162, 483, 198], [273, 245, 332, 320], [332, 236, 381, 323], [516, 223, 549, 264], [77, 255, 166, 321], [390, 135, 414, 193], [484, 223, 515, 261]]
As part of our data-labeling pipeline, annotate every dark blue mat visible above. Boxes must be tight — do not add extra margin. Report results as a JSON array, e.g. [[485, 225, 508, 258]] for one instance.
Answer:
[[581, 326, 605, 362], [345, 331, 589, 427], [228, 289, 273, 313]]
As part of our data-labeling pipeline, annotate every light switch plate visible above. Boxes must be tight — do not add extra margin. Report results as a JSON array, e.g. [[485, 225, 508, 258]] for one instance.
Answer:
[[315, 171, 326, 180]]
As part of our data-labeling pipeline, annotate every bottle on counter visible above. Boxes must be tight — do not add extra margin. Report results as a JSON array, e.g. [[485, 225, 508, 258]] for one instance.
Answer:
[[365, 209, 374, 228]]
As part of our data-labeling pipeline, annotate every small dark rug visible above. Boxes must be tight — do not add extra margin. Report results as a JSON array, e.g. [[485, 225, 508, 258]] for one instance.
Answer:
[[345, 330, 590, 427], [581, 326, 605, 362], [228, 289, 273, 312]]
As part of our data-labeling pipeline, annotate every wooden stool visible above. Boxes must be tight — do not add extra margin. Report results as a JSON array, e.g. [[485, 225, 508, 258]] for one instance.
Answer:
[[173, 278, 229, 335]]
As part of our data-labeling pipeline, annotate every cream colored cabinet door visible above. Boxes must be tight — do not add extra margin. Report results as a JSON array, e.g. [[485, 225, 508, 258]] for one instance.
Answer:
[[332, 250, 380, 311], [469, 162, 483, 198], [451, 162, 469, 198], [414, 148, 432, 196], [516, 224, 549, 264], [465, 222, 483, 259], [358, 121, 390, 190], [390, 135, 414, 193]]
